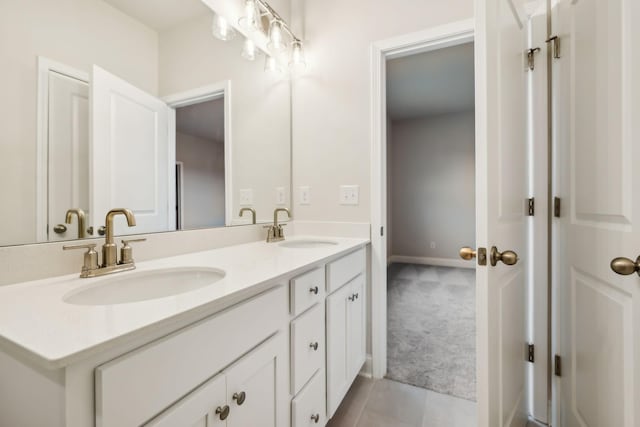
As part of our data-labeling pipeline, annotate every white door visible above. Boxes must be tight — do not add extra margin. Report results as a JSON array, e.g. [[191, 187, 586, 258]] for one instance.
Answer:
[[552, 0, 640, 426], [48, 71, 89, 241], [476, 0, 529, 425], [347, 275, 366, 380], [91, 65, 175, 236], [145, 373, 226, 427]]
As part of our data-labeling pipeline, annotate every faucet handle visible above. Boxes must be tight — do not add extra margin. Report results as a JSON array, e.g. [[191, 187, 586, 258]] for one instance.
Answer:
[[63, 243, 99, 273], [120, 238, 146, 265]]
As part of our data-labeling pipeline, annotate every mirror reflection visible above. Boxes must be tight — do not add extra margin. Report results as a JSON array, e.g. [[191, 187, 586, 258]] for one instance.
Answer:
[[0, 0, 291, 246]]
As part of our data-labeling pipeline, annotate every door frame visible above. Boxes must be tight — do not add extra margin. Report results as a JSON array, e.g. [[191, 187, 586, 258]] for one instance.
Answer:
[[164, 81, 233, 226], [36, 57, 89, 242], [369, 18, 475, 379]]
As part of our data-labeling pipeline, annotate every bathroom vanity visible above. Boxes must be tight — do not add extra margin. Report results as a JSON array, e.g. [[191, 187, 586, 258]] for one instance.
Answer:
[[0, 237, 368, 427]]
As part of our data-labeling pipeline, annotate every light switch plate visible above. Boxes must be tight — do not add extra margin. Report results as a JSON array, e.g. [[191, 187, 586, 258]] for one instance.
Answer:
[[239, 189, 253, 206], [299, 186, 311, 205], [339, 185, 359, 205], [276, 187, 286, 205]]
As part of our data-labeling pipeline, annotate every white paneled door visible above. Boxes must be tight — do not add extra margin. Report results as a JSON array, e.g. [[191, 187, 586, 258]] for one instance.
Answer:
[[552, 0, 640, 426], [91, 65, 175, 236], [476, 0, 529, 426]]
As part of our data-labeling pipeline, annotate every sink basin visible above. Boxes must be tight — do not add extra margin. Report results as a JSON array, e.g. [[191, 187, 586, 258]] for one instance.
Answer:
[[279, 239, 338, 249], [63, 267, 226, 305]]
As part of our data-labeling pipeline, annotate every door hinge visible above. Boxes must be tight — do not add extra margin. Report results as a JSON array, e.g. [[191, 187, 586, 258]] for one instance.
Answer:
[[526, 197, 535, 216], [554, 354, 562, 377], [527, 343, 535, 363], [527, 47, 541, 71], [553, 197, 561, 218], [546, 35, 561, 59]]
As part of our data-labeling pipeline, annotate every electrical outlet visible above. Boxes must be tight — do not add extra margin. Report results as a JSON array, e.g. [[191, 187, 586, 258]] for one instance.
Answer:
[[339, 185, 359, 205], [430, 241, 436, 249], [276, 187, 286, 205], [239, 189, 253, 206], [299, 186, 311, 205]]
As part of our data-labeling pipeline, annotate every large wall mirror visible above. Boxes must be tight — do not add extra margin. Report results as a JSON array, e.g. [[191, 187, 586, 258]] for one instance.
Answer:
[[0, 0, 291, 246]]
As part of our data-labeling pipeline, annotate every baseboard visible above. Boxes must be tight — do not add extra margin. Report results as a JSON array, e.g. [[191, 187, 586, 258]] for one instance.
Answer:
[[388, 255, 475, 269], [359, 354, 373, 378]]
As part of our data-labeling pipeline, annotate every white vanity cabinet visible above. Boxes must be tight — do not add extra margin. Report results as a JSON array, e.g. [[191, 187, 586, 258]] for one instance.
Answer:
[[326, 248, 366, 418]]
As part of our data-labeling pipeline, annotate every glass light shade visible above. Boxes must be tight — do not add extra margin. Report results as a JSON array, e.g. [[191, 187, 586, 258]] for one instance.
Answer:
[[238, 0, 263, 33], [267, 20, 286, 52], [264, 55, 282, 73], [289, 40, 306, 70], [241, 38, 257, 61], [211, 13, 236, 41]]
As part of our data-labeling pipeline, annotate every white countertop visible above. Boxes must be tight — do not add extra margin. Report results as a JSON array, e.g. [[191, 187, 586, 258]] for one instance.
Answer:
[[0, 236, 368, 369]]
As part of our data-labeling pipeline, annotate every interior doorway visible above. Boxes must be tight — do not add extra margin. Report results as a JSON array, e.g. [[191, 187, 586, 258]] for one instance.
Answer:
[[385, 41, 476, 406]]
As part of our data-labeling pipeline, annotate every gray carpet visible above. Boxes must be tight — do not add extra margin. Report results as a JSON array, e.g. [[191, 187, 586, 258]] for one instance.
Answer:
[[387, 263, 476, 401]]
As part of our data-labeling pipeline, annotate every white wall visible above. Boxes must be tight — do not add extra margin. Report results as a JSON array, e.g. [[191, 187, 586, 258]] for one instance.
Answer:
[[176, 132, 225, 229], [389, 112, 475, 260], [291, 0, 474, 223], [0, 0, 158, 245], [159, 15, 291, 224]]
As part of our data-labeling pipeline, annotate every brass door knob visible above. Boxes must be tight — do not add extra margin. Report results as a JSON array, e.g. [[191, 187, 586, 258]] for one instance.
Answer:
[[490, 246, 519, 266], [53, 224, 67, 234], [233, 391, 246, 406], [610, 256, 640, 276], [216, 405, 230, 420], [459, 247, 476, 260]]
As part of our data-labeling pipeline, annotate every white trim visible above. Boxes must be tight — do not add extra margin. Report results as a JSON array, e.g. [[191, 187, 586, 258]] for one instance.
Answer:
[[164, 81, 233, 226], [369, 18, 475, 381], [175, 161, 185, 230], [359, 355, 373, 378], [36, 57, 89, 243], [388, 255, 476, 269]]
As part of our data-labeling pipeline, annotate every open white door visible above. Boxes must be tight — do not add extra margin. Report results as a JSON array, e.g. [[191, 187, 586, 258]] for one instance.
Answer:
[[552, 0, 640, 426], [476, 0, 529, 425], [91, 66, 175, 235]]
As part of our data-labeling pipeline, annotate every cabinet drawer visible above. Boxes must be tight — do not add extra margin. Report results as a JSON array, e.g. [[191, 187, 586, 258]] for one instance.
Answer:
[[95, 285, 287, 427], [291, 303, 324, 395], [292, 369, 326, 427], [326, 247, 365, 294], [290, 267, 325, 317]]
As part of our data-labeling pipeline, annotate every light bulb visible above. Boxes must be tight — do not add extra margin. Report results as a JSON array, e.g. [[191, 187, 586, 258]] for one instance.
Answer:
[[267, 20, 285, 52], [264, 55, 281, 73], [211, 13, 236, 41], [289, 40, 306, 71], [238, 0, 263, 33], [242, 38, 257, 61]]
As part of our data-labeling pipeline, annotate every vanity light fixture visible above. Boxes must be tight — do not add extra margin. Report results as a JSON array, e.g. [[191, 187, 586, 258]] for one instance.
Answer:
[[213, 0, 306, 73], [212, 12, 236, 41]]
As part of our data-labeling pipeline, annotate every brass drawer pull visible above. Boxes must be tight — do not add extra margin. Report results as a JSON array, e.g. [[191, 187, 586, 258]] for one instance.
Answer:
[[311, 414, 320, 423], [215, 405, 230, 420], [309, 342, 319, 351], [309, 286, 319, 294], [233, 391, 246, 405]]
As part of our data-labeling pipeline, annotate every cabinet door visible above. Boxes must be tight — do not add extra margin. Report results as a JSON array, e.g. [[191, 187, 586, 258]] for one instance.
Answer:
[[225, 333, 287, 427], [326, 284, 352, 417], [347, 275, 366, 380], [145, 373, 226, 427]]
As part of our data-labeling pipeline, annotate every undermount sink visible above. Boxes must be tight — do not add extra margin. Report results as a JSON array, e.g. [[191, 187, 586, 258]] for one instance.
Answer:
[[279, 239, 338, 249], [63, 267, 226, 305]]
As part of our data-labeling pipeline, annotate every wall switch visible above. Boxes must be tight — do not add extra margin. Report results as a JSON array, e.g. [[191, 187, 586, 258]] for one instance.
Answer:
[[430, 241, 436, 249], [299, 186, 311, 205], [239, 189, 253, 206], [339, 185, 359, 205], [276, 187, 286, 205]]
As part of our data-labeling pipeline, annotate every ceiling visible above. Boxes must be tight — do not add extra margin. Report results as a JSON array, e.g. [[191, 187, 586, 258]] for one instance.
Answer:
[[176, 98, 225, 143], [386, 42, 475, 120], [103, 0, 211, 31]]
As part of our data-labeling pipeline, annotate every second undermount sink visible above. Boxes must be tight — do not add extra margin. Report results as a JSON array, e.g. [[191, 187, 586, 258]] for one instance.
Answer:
[[279, 239, 338, 249], [63, 267, 226, 306]]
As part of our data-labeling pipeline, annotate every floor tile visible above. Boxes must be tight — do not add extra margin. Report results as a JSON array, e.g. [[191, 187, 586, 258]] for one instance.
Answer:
[[356, 410, 416, 427], [327, 376, 375, 427], [363, 379, 427, 425], [422, 388, 476, 427]]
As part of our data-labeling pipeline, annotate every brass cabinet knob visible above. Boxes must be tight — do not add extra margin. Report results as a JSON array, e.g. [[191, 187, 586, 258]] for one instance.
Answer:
[[310, 342, 319, 351], [610, 256, 640, 276], [459, 247, 476, 260], [216, 405, 230, 420], [310, 286, 319, 295], [490, 246, 519, 266], [348, 295, 355, 302], [311, 414, 320, 423], [233, 391, 246, 406], [97, 226, 106, 236], [53, 224, 67, 234]]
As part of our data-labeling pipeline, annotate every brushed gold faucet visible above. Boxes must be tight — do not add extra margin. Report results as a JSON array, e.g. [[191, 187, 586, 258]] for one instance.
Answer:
[[65, 208, 86, 239], [264, 208, 290, 242], [63, 208, 145, 278], [239, 207, 256, 224]]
